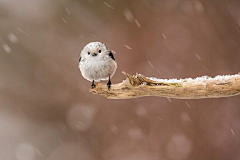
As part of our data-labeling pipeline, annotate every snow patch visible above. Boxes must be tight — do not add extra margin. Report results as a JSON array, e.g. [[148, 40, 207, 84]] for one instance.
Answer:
[[147, 74, 240, 85]]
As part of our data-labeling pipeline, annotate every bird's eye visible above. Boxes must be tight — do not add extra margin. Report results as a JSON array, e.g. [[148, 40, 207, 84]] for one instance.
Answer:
[[88, 52, 90, 55], [99, 50, 101, 53]]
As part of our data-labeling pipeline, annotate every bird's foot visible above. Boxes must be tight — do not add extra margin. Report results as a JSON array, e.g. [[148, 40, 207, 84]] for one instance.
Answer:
[[107, 81, 111, 90], [91, 80, 96, 89], [91, 84, 96, 89]]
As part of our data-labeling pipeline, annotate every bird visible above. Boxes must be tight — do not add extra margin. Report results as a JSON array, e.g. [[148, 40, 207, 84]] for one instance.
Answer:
[[78, 42, 117, 90]]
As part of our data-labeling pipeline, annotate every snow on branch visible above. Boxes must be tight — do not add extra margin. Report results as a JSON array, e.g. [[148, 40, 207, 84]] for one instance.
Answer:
[[90, 72, 240, 99]]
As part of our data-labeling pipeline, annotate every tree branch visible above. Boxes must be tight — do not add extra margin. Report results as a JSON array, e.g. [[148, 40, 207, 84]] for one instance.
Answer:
[[90, 72, 240, 99]]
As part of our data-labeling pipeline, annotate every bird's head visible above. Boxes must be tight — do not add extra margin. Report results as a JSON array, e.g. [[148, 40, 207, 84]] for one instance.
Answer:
[[80, 42, 109, 59]]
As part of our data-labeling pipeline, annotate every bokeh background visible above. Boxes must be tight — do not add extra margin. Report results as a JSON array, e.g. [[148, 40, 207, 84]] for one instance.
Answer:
[[0, 0, 240, 159]]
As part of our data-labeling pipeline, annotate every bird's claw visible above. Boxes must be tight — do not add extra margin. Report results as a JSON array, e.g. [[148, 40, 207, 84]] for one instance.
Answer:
[[91, 84, 96, 89], [107, 82, 111, 90], [91, 80, 96, 89]]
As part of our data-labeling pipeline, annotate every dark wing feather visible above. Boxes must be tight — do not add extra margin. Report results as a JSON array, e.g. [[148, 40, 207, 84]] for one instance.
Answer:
[[79, 56, 81, 62], [108, 51, 115, 60]]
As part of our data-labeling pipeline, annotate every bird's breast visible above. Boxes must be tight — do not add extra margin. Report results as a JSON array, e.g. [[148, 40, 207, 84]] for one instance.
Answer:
[[80, 57, 115, 81]]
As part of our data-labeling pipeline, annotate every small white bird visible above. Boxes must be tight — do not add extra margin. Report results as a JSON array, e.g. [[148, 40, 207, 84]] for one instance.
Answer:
[[78, 42, 117, 89]]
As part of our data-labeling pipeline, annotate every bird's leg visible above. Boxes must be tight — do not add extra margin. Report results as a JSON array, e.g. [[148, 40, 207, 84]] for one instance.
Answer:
[[91, 80, 96, 88], [107, 74, 111, 90]]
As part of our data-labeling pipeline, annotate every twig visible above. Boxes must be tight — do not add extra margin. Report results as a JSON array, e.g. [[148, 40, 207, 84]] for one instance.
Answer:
[[90, 72, 240, 99]]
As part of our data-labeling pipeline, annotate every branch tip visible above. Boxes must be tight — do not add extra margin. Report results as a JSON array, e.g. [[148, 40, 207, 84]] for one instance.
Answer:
[[122, 71, 141, 86]]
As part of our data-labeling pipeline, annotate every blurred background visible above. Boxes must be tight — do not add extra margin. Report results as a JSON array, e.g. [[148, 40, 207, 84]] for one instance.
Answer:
[[0, 0, 240, 159]]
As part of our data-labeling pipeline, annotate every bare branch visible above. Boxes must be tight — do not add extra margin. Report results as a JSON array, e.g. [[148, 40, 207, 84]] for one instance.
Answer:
[[90, 72, 240, 99]]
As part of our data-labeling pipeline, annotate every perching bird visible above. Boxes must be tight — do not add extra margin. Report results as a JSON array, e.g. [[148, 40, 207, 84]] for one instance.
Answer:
[[78, 42, 117, 89]]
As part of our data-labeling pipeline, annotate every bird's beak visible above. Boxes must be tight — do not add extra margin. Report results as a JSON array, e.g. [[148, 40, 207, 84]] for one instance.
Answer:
[[92, 53, 97, 57]]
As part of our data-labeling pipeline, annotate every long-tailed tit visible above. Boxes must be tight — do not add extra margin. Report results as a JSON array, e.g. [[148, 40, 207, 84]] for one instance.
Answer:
[[78, 42, 117, 89]]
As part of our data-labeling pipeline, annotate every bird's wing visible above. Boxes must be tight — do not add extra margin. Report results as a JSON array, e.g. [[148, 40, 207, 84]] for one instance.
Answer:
[[108, 51, 115, 60]]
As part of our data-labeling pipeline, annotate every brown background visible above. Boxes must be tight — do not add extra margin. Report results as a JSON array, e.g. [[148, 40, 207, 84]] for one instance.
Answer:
[[0, 0, 240, 159]]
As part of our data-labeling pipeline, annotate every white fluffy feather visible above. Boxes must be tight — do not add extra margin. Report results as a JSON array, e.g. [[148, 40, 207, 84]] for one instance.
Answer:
[[78, 42, 117, 82]]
